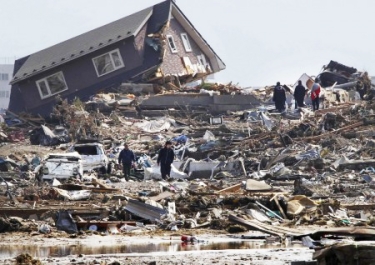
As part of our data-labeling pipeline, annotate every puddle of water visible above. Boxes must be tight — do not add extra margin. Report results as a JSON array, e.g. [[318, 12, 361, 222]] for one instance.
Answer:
[[0, 240, 304, 259]]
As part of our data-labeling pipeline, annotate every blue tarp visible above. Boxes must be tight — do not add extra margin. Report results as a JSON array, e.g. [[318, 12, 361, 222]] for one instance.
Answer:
[[173, 135, 188, 144]]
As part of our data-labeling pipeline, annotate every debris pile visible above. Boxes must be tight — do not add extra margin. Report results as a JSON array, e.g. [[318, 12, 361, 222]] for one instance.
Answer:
[[1, 61, 375, 265]]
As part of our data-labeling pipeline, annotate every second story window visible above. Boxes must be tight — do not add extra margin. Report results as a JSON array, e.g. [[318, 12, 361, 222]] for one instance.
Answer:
[[166, 35, 178, 53], [180, 33, 192, 52]]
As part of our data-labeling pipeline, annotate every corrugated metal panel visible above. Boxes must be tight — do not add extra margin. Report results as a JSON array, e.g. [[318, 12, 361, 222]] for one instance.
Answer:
[[124, 199, 168, 222]]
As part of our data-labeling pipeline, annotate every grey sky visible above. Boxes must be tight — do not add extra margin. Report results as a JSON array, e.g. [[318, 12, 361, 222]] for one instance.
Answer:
[[1, 0, 374, 86]]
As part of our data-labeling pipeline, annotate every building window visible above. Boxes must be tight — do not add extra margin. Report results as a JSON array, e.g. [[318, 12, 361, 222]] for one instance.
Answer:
[[180, 33, 192, 52], [0, 73, 9, 81], [36, 72, 68, 99], [0, 91, 10, 98], [197, 54, 207, 66], [92, 49, 124, 77], [166, 35, 178, 53]]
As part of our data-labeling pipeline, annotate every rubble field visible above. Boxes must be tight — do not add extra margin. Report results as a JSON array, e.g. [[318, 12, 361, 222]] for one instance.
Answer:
[[2, 71, 375, 265]]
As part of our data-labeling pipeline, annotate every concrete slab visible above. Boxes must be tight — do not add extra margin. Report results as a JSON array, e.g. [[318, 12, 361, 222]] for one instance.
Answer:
[[140, 94, 213, 108], [139, 94, 263, 114], [213, 95, 260, 105]]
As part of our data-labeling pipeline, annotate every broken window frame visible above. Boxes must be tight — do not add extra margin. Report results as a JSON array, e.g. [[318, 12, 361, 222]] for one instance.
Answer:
[[180, 33, 192, 52], [92, 49, 125, 77], [166, 35, 178, 53], [36, 71, 68, 100]]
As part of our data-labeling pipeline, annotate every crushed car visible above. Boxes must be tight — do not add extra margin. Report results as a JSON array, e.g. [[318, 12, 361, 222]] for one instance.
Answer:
[[38, 152, 83, 181], [70, 142, 111, 174]]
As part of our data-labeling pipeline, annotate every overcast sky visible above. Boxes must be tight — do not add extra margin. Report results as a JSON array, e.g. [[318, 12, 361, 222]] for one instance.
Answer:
[[1, 0, 374, 86]]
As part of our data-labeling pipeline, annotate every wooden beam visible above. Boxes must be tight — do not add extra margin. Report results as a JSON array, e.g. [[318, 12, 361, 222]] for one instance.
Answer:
[[295, 121, 363, 141], [271, 196, 287, 219], [6, 110, 38, 127], [217, 183, 242, 194], [342, 204, 375, 211]]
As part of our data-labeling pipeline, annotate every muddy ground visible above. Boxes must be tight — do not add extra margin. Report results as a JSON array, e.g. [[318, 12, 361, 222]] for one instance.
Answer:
[[0, 233, 313, 264]]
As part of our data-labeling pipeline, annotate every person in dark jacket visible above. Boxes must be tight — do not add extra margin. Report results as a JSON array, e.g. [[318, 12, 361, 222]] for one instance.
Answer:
[[294, 80, 306, 108], [273, 82, 286, 112], [157, 141, 175, 180], [118, 144, 136, 181]]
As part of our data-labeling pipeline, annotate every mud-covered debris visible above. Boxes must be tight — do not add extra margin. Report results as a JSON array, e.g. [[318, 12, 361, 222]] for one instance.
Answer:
[[15, 253, 42, 265]]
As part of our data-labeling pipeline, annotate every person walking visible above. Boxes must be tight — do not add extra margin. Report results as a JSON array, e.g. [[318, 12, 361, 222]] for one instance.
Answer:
[[157, 141, 175, 180], [118, 143, 136, 181], [273, 82, 286, 112], [294, 80, 306, 108], [311, 79, 321, 111]]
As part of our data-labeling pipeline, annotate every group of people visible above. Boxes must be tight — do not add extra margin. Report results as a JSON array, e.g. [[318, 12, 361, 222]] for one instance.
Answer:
[[273, 79, 321, 112], [118, 141, 175, 181]]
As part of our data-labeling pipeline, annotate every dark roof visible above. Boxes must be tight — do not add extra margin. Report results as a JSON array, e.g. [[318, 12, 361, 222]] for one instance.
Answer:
[[11, 6, 153, 84], [146, 0, 171, 34]]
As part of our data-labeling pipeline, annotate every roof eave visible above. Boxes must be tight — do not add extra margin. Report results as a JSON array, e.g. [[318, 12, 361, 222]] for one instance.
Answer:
[[132, 10, 153, 37], [170, 3, 226, 73]]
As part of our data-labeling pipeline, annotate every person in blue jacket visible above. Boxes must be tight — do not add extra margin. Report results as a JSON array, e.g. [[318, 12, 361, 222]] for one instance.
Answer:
[[157, 141, 175, 180], [118, 143, 136, 181]]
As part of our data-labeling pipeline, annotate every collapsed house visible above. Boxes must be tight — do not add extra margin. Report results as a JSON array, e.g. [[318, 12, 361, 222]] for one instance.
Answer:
[[8, 0, 225, 116], [317, 60, 372, 99]]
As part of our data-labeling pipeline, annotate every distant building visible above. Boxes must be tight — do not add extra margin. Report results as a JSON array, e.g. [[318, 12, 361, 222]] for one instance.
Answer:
[[0, 64, 13, 109]]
